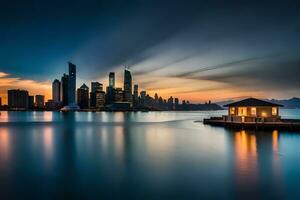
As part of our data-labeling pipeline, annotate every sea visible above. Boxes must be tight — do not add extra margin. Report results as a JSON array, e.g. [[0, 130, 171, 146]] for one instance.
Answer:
[[0, 110, 300, 199]]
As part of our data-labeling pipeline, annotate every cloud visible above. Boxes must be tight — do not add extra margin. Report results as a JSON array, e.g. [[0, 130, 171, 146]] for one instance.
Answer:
[[0, 72, 51, 104]]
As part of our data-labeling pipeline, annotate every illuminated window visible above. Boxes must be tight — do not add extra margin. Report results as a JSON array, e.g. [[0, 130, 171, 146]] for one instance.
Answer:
[[251, 107, 257, 116], [230, 107, 235, 115], [272, 107, 277, 116], [261, 112, 267, 117]]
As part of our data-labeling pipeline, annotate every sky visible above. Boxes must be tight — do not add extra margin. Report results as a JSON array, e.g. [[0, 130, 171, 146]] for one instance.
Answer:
[[0, 0, 300, 104]]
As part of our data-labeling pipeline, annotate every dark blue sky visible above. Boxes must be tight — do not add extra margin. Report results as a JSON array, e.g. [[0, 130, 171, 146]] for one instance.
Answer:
[[0, 0, 300, 101]]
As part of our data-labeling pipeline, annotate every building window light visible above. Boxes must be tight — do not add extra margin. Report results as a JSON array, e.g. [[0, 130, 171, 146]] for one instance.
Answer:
[[251, 107, 257, 116], [230, 107, 235, 115], [261, 112, 267, 117], [272, 107, 277, 116]]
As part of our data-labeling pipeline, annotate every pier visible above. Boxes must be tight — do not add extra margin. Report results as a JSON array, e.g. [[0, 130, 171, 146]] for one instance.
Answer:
[[203, 117, 300, 131]]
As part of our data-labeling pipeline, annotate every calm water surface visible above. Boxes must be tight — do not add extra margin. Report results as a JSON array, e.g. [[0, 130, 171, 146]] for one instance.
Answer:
[[0, 110, 300, 199]]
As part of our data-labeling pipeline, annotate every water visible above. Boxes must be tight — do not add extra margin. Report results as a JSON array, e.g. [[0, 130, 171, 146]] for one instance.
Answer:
[[0, 110, 300, 199]]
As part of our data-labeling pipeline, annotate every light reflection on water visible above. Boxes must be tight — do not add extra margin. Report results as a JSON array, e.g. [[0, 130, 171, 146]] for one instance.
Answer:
[[0, 111, 299, 199]]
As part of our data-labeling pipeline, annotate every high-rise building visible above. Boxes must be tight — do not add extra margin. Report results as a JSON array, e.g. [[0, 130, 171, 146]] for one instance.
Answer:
[[77, 84, 89, 109], [28, 96, 34, 109], [114, 88, 124, 102], [109, 72, 115, 88], [167, 96, 174, 110], [90, 82, 103, 108], [68, 62, 76, 105], [133, 84, 138, 107], [123, 68, 132, 103], [95, 91, 106, 108], [52, 79, 61, 103], [105, 86, 115, 105], [35, 95, 45, 109], [174, 98, 179, 110], [8, 89, 29, 110], [61, 74, 69, 106], [154, 93, 159, 103], [91, 82, 103, 93]]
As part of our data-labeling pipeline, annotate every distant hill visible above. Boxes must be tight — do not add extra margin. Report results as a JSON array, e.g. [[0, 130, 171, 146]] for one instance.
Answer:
[[216, 97, 300, 109], [268, 97, 300, 109]]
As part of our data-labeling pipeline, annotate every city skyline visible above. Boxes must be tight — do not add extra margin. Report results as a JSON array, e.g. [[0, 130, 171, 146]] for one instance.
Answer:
[[0, 1, 300, 104]]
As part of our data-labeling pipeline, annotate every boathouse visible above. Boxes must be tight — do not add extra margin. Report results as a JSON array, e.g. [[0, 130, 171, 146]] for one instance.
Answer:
[[223, 98, 283, 123]]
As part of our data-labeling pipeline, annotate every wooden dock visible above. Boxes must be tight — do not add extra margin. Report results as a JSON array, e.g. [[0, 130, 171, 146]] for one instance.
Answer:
[[203, 117, 300, 131]]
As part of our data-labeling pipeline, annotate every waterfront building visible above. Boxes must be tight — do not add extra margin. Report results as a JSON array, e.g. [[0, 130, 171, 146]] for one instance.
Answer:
[[52, 79, 61, 103], [35, 95, 45, 109], [168, 96, 174, 110], [133, 84, 139, 107], [61, 73, 69, 106], [90, 82, 103, 108], [114, 88, 124, 102], [8, 89, 29, 110], [77, 84, 89, 109], [95, 91, 106, 108], [174, 98, 179, 110], [28, 96, 34, 109], [91, 82, 103, 93], [224, 98, 283, 122], [123, 68, 132, 103], [105, 86, 115, 105], [68, 62, 76, 105], [109, 72, 115, 88], [140, 91, 146, 107]]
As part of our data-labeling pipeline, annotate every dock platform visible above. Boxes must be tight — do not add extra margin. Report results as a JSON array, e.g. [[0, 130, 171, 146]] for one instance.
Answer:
[[203, 117, 300, 131]]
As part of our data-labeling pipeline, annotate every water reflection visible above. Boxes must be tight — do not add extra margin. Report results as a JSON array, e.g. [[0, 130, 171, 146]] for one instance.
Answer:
[[234, 130, 258, 186], [233, 129, 283, 194], [43, 126, 54, 166], [0, 128, 11, 169]]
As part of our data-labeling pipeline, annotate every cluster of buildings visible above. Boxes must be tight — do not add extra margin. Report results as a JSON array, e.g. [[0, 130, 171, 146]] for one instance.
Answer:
[[1, 62, 220, 111]]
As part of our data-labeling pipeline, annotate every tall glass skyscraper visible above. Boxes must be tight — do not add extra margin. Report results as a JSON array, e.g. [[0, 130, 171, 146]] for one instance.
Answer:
[[109, 72, 115, 88], [68, 62, 76, 105], [52, 79, 61, 103], [61, 74, 69, 106], [123, 68, 132, 103]]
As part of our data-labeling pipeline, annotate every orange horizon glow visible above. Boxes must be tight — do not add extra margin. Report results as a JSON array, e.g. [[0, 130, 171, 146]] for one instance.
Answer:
[[0, 70, 294, 105]]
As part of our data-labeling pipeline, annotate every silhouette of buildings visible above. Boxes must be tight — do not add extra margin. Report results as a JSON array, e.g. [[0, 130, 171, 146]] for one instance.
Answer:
[[28, 96, 34, 109], [61, 73, 69, 106], [91, 82, 102, 93], [77, 84, 89, 109], [123, 68, 132, 103], [8, 89, 29, 110], [2, 62, 222, 111], [52, 79, 61, 103], [133, 84, 138, 107], [109, 72, 115, 88], [35, 95, 45, 109], [68, 62, 76, 106]]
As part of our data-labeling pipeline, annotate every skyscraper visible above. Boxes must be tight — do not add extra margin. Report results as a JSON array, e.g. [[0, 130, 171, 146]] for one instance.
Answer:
[[35, 95, 45, 109], [90, 82, 103, 108], [8, 89, 29, 110], [28, 96, 34, 109], [68, 62, 76, 105], [77, 84, 89, 109], [91, 82, 103, 93], [61, 73, 69, 106], [133, 84, 138, 107], [109, 72, 115, 88], [123, 68, 132, 103], [52, 79, 61, 103]]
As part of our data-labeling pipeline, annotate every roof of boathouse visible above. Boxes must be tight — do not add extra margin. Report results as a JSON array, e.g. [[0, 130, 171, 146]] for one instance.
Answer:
[[224, 98, 283, 107]]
